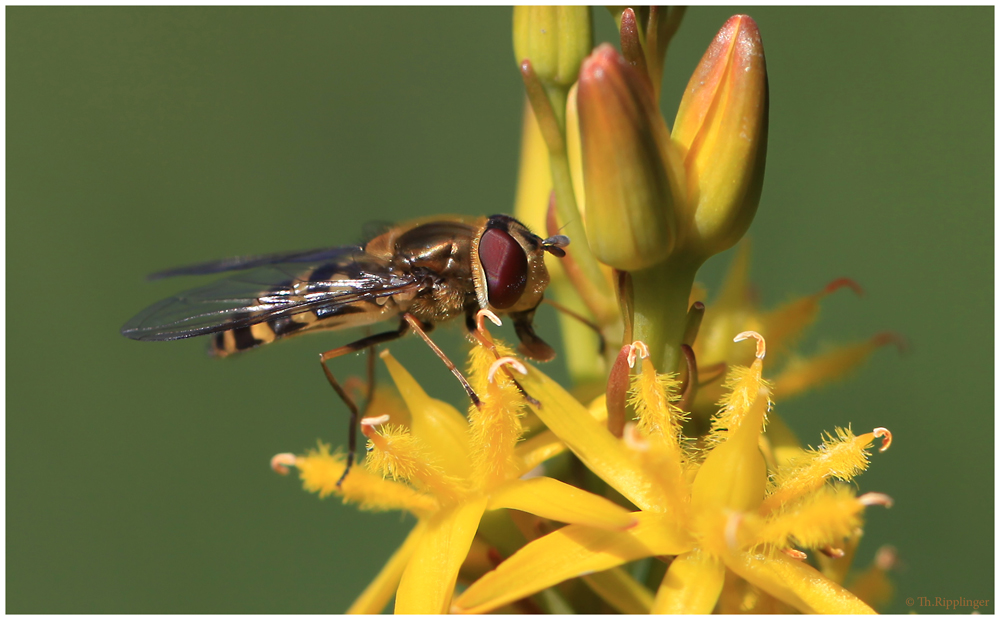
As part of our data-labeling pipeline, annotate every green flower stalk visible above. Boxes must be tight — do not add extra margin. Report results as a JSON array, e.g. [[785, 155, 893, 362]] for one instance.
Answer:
[[600, 14, 770, 373], [513, 6, 613, 319]]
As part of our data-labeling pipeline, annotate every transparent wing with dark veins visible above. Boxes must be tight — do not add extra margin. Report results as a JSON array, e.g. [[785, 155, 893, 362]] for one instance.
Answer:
[[121, 248, 418, 341], [146, 246, 361, 280]]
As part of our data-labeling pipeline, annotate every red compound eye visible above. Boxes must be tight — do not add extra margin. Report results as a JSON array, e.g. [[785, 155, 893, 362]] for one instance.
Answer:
[[479, 227, 528, 309]]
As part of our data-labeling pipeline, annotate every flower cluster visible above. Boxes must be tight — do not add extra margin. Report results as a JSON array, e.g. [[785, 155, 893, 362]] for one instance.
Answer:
[[273, 8, 897, 614]]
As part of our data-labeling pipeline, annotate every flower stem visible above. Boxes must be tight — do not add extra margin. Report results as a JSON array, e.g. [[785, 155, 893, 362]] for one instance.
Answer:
[[520, 61, 612, 308], [630, 257, 702, 373]]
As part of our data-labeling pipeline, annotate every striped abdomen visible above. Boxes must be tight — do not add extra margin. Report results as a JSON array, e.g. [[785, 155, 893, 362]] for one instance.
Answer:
[[209, 298, 398, 357]]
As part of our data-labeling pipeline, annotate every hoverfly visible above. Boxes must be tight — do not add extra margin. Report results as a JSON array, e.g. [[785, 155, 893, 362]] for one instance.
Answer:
[[122, 214, 570, 480]]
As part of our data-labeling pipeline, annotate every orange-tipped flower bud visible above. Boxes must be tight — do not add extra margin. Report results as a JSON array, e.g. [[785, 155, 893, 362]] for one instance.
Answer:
[[513, 7, 592, 88], [673, 15, 768, 259], [577, 44, 685, 272]]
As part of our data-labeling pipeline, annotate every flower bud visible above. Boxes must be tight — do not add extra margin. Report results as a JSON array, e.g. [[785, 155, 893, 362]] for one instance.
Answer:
[[577, 44, 685, 272], [513, 7, 592, 89], [672, 15, 768, 258]]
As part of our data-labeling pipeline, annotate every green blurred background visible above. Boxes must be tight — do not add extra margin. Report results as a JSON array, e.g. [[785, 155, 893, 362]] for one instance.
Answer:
[[7, 7, 992, 614]]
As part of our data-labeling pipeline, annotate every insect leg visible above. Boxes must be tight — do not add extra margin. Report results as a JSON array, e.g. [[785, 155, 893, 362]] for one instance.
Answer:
[[319, 324, 409, 487], [401, 313, 482, 409], [362, 344, 376, 415]]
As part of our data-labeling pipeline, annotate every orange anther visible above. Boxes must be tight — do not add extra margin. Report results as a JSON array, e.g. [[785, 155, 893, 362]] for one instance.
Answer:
[[871, 331, 909, 355], [733, 330, 766, 358], [859, 492, 894, 508], [820, 545, 846, 559], [782, 548, 808, 560], [823, 277, 865, 297], [622, 422, 649, 452], [270, 453, 297, 475], [360, 414, 391, 438], [476, 308, 503, 330], [873, 427, 892, 452], [724, 513, 744, 551], [487, 356, 527, 383], [875, 545, 898, 571], [626, 340, 650, 368]]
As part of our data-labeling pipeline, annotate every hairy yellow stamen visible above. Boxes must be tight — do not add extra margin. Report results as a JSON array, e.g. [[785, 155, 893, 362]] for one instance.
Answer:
[[364, 420, 467, 504], [628, 353, 685, 444], [761, 427, 888, 514], [708, 347, 772, 448], [295, 442, 438, 515], [758, 485, 866, 550], [468, 354, 527, 490]]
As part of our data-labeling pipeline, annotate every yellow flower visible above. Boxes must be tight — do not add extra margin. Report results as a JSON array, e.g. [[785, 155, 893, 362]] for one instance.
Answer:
[[452, 332, 894, 614], [270, 8, 901, 615], [274, 341, 636, 614]]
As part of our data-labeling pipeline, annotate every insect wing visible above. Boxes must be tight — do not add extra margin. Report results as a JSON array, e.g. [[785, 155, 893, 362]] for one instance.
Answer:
[[146, 246, 361, 280], [121, 250, 417, 341]]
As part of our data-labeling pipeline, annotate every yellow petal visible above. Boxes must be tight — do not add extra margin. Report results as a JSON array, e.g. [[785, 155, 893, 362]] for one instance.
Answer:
[[847, 545, 898, 611], [726, 549, 876, 614], [774, 333, 897, 401], [581, 567, 654, 614], [513, 428, 567, 474], [761, 412, 806, 470], [453, 512, 692, 614], [395, 497, 488, 614], [652, 548, 725, 613], [519, 364, 669, 512], [757, 277, 863, 357], [692, 386, 768, 515], [347, 520, 427, 614], [816, 527, 861, 585], [381, 350, 471, 479], [487, 477, 637, 530]]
